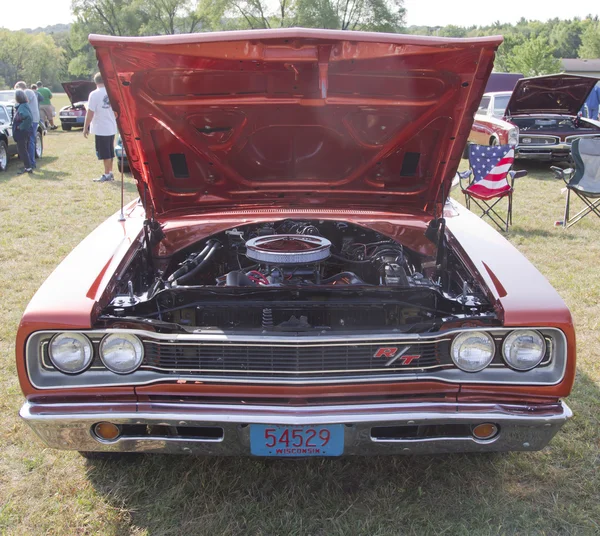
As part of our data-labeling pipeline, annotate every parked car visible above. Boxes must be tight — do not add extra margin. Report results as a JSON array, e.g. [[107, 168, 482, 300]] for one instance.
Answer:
[[115, 136, 129, 172], [58, 81, 96, 131], [0, 102, 44, 172], [18, 30, 574, 459], [469, 74, 600, 161], [0, 90, 15, 104]]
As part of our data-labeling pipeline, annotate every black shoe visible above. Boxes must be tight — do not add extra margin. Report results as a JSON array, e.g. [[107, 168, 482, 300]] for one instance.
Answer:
[[17, 168, 33, 175]]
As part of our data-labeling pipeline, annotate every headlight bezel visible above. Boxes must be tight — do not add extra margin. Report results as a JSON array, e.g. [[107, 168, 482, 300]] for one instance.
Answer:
[[502, 329, 546, 371], [99, 333, 144, 375], [450, 330, 496, 373], [48, 332, 94, 375], [508, 126, 519, 147]]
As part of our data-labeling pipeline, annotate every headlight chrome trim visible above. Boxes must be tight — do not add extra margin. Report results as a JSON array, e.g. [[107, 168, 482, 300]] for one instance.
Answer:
[[502, 329, 547, 371], [99, 333, 144, 375], [48, 332, 94, 375], [450, 331, 496, 373]]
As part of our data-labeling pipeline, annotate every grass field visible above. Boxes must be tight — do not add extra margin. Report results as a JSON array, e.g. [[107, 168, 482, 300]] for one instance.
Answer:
[[1, 96, 600, 535]]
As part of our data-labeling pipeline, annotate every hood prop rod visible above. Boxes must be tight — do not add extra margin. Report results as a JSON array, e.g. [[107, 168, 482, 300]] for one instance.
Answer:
[[118, 142, 126, 222]]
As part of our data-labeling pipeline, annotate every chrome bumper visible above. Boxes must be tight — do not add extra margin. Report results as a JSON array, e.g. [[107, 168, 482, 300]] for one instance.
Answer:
[[20, 400, 572, 456], [516, 144, 571, 160]]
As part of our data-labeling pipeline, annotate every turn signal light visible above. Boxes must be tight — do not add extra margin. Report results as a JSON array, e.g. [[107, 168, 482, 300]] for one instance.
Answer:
[[472, 423, 498, 440], [93, 422, 121, 441]]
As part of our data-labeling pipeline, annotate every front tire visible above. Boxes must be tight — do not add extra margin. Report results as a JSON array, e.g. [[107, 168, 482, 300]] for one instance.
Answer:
[[0, 140, 7, 171], [62, 124, 72, 131], [117, 160, 129, 174], [35, 130, 43, 159], [490, 136, 499, 146]]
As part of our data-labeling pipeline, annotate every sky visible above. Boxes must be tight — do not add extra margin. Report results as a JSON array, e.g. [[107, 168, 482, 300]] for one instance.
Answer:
[[0, 0, 598, 31]]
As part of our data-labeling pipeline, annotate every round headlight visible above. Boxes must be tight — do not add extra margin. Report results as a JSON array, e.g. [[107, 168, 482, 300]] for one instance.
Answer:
[[451, 331, 495, 372], [502, 330, 546, 371], [100, 333, 144, 374], [49, 332, 93, 374]]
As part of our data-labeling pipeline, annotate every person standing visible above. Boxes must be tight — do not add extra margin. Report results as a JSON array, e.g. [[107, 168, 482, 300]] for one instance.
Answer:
[[588, 83, 600, 121], [13, 90, 34, 175], [83, 72, 118, 182], [15, 81, 40, 168], [36, 81, 57, 130]]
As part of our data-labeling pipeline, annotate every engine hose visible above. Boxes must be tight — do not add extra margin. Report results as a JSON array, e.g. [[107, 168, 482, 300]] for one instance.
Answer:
[[167, 242, 214, 283], [173, 242, 221, 285], [329, 253, 373, 264]]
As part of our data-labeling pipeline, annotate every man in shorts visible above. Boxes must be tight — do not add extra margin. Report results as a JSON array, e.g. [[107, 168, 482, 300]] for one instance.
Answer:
[[83, 72, 118, 182], [36, 81, 57, 130]]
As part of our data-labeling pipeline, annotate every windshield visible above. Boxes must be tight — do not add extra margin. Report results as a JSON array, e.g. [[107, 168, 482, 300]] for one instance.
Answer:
[[493, 95, 510, 117]]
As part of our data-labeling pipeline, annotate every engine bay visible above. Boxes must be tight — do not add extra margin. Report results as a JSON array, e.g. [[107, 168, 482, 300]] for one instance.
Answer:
[[101, 219, 497, 332], [512, 116, 600, 133]]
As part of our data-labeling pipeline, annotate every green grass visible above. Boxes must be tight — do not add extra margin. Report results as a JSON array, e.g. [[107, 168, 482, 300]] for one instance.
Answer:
[[1, 111, 600, 535]]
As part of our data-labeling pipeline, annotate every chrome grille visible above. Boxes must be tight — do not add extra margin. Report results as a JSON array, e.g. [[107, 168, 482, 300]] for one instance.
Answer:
[[519, 135, 559, 146], [141, 339, 450, 376]]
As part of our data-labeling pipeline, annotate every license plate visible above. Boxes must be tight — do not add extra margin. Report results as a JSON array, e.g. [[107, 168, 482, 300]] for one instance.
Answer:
[[250, 424, 344, 457]]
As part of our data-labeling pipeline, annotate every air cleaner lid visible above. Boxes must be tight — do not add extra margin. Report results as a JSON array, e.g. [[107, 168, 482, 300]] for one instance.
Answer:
[[245, 235, 331, 264]]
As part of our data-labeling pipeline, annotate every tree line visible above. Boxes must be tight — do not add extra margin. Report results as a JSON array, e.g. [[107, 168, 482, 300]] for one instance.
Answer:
[[0, 1, 599, 90]]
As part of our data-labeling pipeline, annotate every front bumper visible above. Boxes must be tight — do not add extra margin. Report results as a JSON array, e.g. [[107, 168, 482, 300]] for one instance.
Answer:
[[516, 144, 571, 161], [59, 116, 85, 124], [20, 400, 572, 456]]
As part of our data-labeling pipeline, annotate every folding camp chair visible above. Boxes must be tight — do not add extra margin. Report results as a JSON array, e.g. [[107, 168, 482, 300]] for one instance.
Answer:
[[551, 138, 600, 229], [459, 144, 527, 232]]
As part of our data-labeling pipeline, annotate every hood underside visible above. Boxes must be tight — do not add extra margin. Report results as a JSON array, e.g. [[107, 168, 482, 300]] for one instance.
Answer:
[[506, 74, 600, 117], [90, 28, 501, 216], [61, 81, 96, 106]]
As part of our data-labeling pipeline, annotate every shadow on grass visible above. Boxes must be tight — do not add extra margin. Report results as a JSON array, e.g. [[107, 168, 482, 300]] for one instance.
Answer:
[[508, 225, 579, 240], [106, 176, 139, 194], [85, 451, 509, 534], [82, 371, 600, 535], [0, 156, 64, 183], [517, 160, 568, 180]]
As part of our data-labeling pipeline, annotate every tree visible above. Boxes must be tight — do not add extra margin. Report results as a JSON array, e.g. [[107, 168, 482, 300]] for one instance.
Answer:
[[549, 19, 583, 58], [0, 30, 65, 88], [71, 0, 149, 37], [437, 25, 467, 38], [198, 0, 404, 32], [579, 21, 600, 58], [140, 0, 202, 34], [494, 33, 525, 73], [507, 36, 561, 77], [297, 0, 405, 32]]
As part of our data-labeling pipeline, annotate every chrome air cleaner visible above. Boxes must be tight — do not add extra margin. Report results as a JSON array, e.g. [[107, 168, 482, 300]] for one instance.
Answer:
[[245, 235, 331, 264]]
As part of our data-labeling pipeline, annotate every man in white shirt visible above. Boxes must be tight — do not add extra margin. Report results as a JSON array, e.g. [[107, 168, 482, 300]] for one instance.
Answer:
[[83, 72, 118, 182]]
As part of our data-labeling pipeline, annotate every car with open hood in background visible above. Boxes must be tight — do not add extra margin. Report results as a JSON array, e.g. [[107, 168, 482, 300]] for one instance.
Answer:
[[58, 81, 96, 131], [17, 29, 575, 459], [469, 73, 600, 161]]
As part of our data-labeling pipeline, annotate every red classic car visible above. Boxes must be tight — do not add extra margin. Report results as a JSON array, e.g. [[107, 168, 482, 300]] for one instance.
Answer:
[[58, 81, 96, 131], [17, 29, 575, 458], [470, 74, 600, 160]]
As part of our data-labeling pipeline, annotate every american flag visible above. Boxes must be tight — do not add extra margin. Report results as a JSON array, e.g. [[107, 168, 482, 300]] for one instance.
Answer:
[[466, 144, 514, 199]]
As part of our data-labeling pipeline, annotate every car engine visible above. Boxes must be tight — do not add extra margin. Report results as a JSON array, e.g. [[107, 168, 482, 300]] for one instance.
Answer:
[[101, 220, 496, 332]]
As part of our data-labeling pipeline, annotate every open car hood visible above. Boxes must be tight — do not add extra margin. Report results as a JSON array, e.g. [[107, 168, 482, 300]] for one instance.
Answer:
[[506, 74, 599, 117], [61, 81, 96, 105], [90, 29, 501, 216]]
